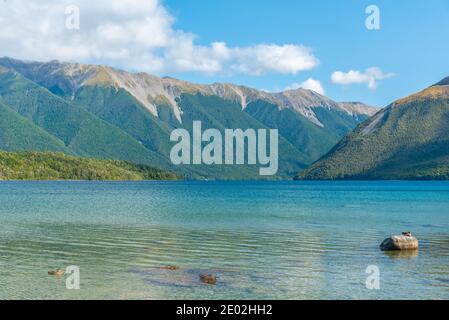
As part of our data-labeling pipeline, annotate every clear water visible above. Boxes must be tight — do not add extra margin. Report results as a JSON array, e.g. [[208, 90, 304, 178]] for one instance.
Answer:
[[0, 181, 448, 300]]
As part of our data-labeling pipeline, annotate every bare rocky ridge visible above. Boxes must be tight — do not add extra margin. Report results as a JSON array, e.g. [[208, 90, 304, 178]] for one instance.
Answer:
[[0, 57, 377, 126], [337, 102, 378, 118]]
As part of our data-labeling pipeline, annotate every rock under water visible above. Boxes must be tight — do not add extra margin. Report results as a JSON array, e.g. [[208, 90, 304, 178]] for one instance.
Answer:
[[200, 274, 217, 285]]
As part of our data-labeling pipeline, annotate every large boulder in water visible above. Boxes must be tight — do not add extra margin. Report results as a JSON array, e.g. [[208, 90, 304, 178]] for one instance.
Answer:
[[380, 233, 419, 251]]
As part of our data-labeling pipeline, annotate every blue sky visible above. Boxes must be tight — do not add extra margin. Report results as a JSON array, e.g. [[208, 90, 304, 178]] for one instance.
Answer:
[[163, 0, 449, 107], [1, 0, 448, 108]]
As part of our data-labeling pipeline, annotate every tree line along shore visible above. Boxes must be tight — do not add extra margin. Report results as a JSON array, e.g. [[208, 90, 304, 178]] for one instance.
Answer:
[[0, 151, 180, 181]]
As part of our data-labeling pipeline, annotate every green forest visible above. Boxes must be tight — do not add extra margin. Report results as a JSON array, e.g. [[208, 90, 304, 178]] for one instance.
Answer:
[[0, 152, 180, 181]]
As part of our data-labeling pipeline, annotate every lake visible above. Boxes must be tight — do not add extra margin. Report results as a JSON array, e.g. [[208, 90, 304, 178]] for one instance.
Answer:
[[0, 181, 448, 299]]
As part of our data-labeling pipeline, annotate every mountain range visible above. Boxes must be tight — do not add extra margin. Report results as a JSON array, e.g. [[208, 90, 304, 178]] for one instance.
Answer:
[[299, 77, 449, 180], [0, 57, 376, 179]]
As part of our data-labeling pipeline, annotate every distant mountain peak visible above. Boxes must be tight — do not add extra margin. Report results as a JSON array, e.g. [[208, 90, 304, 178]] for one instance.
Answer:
[[432, 76, 449, 87], [361, 78, 449, 136], [337, 102, 378, 117], [300, 77, 449, 180], [394, 85, 449, 108]]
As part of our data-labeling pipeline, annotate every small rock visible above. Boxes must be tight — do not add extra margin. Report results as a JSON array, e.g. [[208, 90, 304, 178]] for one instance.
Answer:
[[380, 232, 419, 251], [200, 274, 217, 285], [48, 269, 65, 276], [159, 265, 180, 271]]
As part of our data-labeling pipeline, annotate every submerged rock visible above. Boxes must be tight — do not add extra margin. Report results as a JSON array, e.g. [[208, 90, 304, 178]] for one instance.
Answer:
[[48, 269, 65, 276], [200, 274, 217, 285], [380, 233, 419, 251], [158, 265, 180, 271]]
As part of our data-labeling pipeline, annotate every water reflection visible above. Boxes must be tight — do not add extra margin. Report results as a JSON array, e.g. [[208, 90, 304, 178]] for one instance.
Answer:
[[383, 250, 419, 260]]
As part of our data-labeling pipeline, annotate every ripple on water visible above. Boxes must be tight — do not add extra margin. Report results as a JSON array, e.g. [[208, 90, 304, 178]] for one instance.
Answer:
[[1, 181, 449, 299]]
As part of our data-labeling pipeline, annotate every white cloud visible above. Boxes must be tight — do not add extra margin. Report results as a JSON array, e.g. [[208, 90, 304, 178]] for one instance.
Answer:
[[0, 0, 319, 75], [285, 78, 325, 95], [331, 67, 394, 90], [232, 45, 319, 75]]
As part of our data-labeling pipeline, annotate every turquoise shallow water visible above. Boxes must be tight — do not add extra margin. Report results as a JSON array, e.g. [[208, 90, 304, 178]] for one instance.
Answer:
[[0, 181, 448, 300]]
